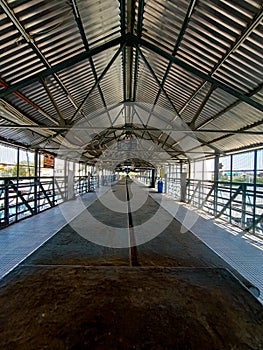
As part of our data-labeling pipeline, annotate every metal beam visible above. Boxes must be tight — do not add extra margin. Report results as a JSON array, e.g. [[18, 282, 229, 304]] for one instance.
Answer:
[[70, 0, 112, 126], [0, 36, 123, 98], [136, 0, 145, 37], [0, 78, 59, 126], [190, 84, 215, 128], [40, 77, 65, 126], [195, 114, 263, 153], [179, 7, 263, 114], [119, 0, 128, 101], [196, 82, 263, 130], [119, 0, 126, 36], [132, 0, 145, 101], [122, 47, 127, 102], [69, 43, 125, 123], [152, 0, 197, 106], [0, 0, 80, 110], [119, 0, 127, 101], [3, 126, 261, 136], [136, 45, 180, 116], [133, 100, 218, 154], [132, 35, 263, 112]]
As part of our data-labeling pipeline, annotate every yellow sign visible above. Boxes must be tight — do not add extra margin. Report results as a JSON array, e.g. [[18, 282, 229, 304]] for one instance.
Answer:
[[160, 168, 165, 178]]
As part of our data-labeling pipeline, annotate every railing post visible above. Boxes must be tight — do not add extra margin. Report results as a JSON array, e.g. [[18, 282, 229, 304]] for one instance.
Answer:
[[52, 176, 55, 206], [241, 183, 247, 228], [4, 178, 9, 227], [67, 170, 75, 199], [180, 172, 187, 202], [88, 173, 91, 192], [150, 169, 155, 188], [34, 177, 38, 215], [214, 155, 220, 217], [164, 173, 168, 193], [34, 150, 39, 215], [252, 150, 257, 234]]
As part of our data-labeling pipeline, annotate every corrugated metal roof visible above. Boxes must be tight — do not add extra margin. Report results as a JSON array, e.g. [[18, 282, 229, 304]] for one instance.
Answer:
[[0, 0, 262, 164]]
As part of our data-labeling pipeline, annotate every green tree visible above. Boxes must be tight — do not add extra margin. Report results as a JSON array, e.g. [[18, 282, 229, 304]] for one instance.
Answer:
[[0, 161, 34, 177]]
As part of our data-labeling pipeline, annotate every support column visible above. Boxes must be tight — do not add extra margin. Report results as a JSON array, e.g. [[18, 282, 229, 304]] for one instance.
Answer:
[[4, 178, 9, 227], [34, 149, 39, 215], [252, 150, 257, 233], [164, 173, 168, 193], [67, 163, 75, 200], [16, 147, 20, 179], [230, 154, 233, 224], [150, 169, 156, 188], [180, 162, 187, 202], [63, 159, 67, 199]]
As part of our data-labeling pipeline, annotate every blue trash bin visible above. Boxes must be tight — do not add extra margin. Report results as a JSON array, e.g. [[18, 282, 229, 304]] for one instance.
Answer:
[[157, 180, 163, 193]]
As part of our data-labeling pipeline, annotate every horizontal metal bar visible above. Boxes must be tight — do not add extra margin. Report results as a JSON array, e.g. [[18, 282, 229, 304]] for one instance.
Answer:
[[0, 125, 262, 134]]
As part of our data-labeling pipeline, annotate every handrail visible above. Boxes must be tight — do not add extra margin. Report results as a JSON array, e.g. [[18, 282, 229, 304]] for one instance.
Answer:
[[0, 175, 104, 229]]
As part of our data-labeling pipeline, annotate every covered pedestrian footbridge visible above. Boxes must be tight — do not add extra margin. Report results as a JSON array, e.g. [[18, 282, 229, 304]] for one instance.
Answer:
[[0, 0, 263, 348]]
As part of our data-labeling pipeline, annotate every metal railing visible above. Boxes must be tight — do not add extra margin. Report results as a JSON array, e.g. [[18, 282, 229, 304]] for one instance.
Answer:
[[165, 178, 263, 237], [0, 175, 101, 228]]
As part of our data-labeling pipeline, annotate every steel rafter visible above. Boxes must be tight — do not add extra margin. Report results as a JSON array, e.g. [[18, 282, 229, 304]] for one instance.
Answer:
[[70, 0, 113, 126], [136, 0, 197, 145], [190, 83, 215, 128], [136, 45, 181, 129], [2, 32, 261, 114], [196, 82, 263, 130], [179, 6, 263, 115], [133, 0, 145, 101], [0, 78, 59, 126], [152, 0, 198, 107], [133, 97, 217, 154], [132, 35, 263, 113], [119, 0, 127, 101], [69, 43, 125, 124], [39, 77, 65, 126], [197, 118, 263, 151], [0, 0, 79, 113], [0, 37, 123, 98]]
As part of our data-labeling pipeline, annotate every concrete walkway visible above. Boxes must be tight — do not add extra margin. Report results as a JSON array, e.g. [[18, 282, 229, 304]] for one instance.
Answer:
[[0, 181, 263, 305], [149, 190, 263, 304], [0, 186, 110, 279]]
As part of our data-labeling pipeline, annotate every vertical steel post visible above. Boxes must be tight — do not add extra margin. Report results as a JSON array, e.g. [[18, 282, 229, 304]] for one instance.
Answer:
[[34, 149, 39, 215], [252, 150, 257, 234], [64, 159, 68, 199], [150, 169, 155, 188], [52, 155, 55, 205], [180, 161, 187, 202], [214, 154, 220, 217], [17, 147, 20, 179], [15, 147, 20, 221], [4, 178, 9, 227], [229, 154, 233, 223], [241, 183, 247, 228]]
